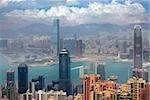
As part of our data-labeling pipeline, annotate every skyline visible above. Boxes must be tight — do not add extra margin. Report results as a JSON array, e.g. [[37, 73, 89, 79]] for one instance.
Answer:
[[0, 0, 150, 100], [0, 2, 150, 98]]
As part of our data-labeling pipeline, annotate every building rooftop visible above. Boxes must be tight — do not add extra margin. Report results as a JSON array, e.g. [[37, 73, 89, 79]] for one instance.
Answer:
[[127, 77, 146, 83], [7, 70, 14, 73], [134, 25, 142, 29], [19, 63, 28, 67], [60, 48, 69, 55]]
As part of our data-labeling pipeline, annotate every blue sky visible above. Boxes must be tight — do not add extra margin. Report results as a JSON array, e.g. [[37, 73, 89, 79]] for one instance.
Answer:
[[0, 0, 149, 25]]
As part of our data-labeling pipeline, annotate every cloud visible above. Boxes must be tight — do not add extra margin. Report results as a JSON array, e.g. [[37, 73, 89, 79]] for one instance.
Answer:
[[0, 0, 28, 7], [0, 0, 26, 4], [0, 0, 9, 6], [66, 0, 76, 2], [5, 1, 147, 25]]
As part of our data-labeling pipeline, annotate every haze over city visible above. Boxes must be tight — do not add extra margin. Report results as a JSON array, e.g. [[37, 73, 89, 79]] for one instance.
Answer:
[[0, 0, 150, 100], [0, 0, 149, 37]]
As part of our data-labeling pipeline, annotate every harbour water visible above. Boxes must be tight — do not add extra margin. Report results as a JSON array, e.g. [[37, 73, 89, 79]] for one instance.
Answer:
[[0, 54, 149, 86]]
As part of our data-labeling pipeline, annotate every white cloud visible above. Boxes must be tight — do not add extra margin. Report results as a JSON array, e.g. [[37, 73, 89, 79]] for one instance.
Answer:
[[0, 0, 24, 7], [66, 0, 77, 2], [0, 0, 26, 4], [5, 1, 147, 25], [0, 0, 9, 6], [0, 0, 35, 7]]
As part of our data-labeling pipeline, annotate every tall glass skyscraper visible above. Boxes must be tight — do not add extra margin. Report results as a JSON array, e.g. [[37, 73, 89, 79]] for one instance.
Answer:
[[133, 25, 143, 68], [59, 49, 72, 95], [132, 25, 148, 82], [97, 64, 106, 81], [18, 63, 28, 94], [53, 19, 60, 56]]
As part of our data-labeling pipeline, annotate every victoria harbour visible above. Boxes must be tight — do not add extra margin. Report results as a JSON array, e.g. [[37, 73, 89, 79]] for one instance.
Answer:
[[1, 54, 149, 86]]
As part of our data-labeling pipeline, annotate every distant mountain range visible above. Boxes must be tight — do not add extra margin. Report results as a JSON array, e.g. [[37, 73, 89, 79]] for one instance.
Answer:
[[0, 22, 149, 38]]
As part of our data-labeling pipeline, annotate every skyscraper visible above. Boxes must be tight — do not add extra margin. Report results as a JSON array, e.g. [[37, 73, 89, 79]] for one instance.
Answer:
[[30, 75, 45, 92], [123, 41, 127, 53], [133, 25, 143, 68], [7, 70, 15, 85], [97, 64, 106, 81], [7, 70, 15, 100], [59, 49, 72, 95], [38, 76, 45, 90], [132, 25, 148, 81], [76, 40, 85, 57], [18, 63, 28, 94], [53, 19, 60, 56]]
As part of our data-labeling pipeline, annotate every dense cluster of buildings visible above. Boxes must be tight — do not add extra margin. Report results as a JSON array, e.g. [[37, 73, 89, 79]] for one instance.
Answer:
[[83, 74, 149, 100], [1, 69, 149, 100], [0, 20, 149, 100], [117, 26, 150, 62], [0, 19, 85, 58]]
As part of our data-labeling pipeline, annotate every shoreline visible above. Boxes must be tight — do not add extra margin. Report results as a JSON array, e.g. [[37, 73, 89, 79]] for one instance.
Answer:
[[0, 56, 150, 85]]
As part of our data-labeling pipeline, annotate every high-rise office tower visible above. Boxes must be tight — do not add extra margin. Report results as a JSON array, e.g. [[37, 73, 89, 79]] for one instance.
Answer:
[[18, 63, 28, 94], [133, 25, 143, 68], [132, 25, 148, 81], [7, 70, 15, 100], [38, 76, 45, 90], [97, 64, 106, 81], [128, 47, 133, 59], [76, 40, 85, 57], [123, 41, 127, 53], [53, 19, 60, 56], [30, 75, 45, 92], [59, 49, 72, 95]]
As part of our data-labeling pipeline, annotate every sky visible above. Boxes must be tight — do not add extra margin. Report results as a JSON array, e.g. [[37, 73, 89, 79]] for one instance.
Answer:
[[0, 0, 149, 26]]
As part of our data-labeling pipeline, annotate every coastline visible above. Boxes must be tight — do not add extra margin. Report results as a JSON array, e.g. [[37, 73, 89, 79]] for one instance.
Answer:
[[0, 54, 149, 85]]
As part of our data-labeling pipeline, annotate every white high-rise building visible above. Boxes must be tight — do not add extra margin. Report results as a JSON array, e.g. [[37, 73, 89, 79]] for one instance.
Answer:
[[21, 90, 67, 100]]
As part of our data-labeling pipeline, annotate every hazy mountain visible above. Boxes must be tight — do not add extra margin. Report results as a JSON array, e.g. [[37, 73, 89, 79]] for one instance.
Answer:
[[0, 22, 149, 38], [14, 23, 123, 35]]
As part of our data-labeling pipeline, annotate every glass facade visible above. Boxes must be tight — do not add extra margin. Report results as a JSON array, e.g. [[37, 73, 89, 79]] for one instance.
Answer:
[[18, 63, 28, 94], [59, 49, 72, 95], [134, 25, 143, 68], [53, 19, 60, 56]]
